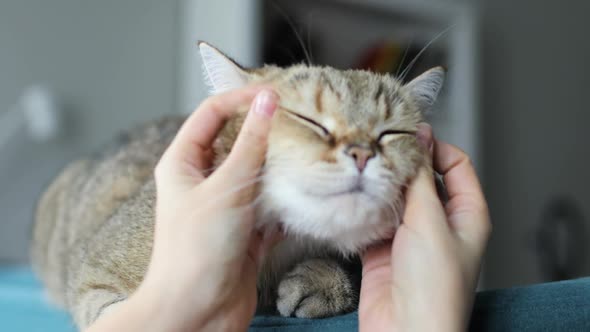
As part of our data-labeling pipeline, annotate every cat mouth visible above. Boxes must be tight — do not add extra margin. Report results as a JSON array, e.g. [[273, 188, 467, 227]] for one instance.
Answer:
[[312, 181, 367, 198], [329, 183, 364, 196]]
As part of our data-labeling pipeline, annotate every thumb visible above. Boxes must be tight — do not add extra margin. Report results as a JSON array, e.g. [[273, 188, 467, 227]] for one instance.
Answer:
[[216, 89, 279, 182], [403, 167, 447, 233]]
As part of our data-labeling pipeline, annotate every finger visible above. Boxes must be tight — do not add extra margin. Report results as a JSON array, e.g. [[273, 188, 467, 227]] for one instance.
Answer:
[[416, 123, 449, 202], [214, 89, 279, 184], [433, 140, 491, 245], [415, 123, 433, 154], [157, 85, 270, 183], [403, 167, 447, 233], [361, 241, 392, 275], [359, 241, 393, 309], [248, 224, 285, 270]]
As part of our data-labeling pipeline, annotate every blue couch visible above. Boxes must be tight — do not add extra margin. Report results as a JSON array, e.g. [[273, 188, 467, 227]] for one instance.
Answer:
[[2, 265, 590, 331]]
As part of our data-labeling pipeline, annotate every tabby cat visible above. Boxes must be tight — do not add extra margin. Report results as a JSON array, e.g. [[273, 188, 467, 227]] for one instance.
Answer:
[[31, 42, 445, 329]]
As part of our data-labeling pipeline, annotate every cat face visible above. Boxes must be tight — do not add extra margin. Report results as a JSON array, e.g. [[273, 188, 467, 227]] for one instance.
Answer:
[[200, 43, 444, 253]]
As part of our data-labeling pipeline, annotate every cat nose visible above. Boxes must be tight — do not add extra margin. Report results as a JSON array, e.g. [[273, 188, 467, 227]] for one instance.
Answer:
[[344, 145, 375, 172]]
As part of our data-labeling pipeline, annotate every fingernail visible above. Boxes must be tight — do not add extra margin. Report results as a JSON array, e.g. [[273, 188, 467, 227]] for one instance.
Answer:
[[416, 131, 433, 152], [415, 123, 434, 154], [253, 89, 279, 118]]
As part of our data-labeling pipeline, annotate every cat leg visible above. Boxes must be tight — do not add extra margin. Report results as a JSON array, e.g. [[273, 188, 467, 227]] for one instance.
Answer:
[[276, 258, 359, 318], [71, 288, 127, 329]]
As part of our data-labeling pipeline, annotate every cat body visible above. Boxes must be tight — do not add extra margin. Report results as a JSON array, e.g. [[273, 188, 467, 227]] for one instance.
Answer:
[[31, 43, 444, 329]]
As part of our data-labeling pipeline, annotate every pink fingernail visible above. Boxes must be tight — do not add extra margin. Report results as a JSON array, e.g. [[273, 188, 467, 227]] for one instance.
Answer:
[[416, 132, 433, 152], [253, 90, 279, 118], [415, 123, 433, 152]]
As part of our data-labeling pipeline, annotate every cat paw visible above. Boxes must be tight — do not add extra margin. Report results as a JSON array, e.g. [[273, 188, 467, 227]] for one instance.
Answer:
[[276, 259, 357, 318]]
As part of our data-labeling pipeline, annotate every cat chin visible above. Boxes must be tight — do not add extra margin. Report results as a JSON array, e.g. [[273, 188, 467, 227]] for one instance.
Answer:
[[258, 187, 402, 254], [312, 217, 398, 254]]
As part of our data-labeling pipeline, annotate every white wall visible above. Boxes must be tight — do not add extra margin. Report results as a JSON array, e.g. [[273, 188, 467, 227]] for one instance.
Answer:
[[0, 0, 179, 263], [0, 0, 266, 263], [177, 0, 261, 114]]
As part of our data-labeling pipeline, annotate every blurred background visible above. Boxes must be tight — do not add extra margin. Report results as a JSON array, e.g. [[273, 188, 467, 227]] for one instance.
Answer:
[[1, 0, 589, 295]]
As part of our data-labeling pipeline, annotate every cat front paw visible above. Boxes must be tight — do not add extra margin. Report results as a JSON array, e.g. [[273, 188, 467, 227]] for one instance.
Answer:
[[276, 259, 357, 318]]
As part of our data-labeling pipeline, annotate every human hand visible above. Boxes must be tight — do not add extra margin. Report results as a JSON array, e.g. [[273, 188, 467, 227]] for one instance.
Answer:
[[358, 125, 491, 332], [132, 86, 280, 332]]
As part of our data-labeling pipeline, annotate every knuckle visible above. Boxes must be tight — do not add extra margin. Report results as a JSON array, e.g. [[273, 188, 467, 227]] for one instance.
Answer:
[[447, 143, 472, 166], [472, 208, 492, 242], [197, 94, 225, 112], [450, 143, 468, 156], [198, 98, 215, 113], [470, 199, 490, 219], [464, 155, 474, 168], [479, 218, 493, 239]]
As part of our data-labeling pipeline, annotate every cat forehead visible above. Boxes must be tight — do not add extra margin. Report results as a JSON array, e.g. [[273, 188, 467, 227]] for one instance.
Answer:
[[278, 66, 403, 96], [263, 66, 410, 129]]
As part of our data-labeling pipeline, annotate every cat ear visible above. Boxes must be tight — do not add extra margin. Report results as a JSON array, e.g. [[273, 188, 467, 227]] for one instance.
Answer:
[[198, 41, 250, 94], [404, 66, 445, 111]]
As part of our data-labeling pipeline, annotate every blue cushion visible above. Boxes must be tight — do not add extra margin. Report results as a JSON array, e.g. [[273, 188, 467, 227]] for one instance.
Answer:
[[0, 266, 76, 332], [3, 265, 590, 331], [249, 312, 358, 331], [470, 277, 590, 331], [0, 266, 358, 331]]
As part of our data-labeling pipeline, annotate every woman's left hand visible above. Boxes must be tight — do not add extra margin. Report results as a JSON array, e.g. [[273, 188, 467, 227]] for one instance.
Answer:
[[359, 125, 491, 332]]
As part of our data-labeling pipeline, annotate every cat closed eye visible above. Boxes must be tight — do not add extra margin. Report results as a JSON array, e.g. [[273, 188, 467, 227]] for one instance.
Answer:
[[282, 109, 332, 139], [377, 130, 415, 142]]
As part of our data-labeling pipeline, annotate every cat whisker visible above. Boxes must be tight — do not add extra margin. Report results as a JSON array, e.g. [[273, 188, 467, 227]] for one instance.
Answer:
[[399, 24, 455, 82], [395, 37, 414, 78], [270, 1, 313, 66]]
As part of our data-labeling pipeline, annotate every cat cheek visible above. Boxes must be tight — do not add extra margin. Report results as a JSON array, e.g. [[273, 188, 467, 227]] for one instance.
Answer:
[[317, 147, 338, 164], [378, 148, 397, 167]]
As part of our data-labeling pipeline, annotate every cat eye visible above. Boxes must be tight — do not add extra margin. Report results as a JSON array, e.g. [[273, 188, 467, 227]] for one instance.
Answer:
[[282, 108, 331, 139], [377, 130, 415, 142]]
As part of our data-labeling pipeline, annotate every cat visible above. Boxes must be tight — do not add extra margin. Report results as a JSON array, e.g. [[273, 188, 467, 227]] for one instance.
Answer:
[[30, 41, 445, 329]]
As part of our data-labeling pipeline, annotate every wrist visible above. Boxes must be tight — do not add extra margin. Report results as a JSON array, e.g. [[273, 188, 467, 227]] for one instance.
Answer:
[[136, 268, 253, 332], [84, 281, 199, 332], [133, 273, 214, 330], [391, 292, 468, 332]]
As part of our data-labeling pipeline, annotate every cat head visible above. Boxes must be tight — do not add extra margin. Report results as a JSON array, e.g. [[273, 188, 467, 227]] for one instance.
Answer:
[[199, 42, 444, 253]]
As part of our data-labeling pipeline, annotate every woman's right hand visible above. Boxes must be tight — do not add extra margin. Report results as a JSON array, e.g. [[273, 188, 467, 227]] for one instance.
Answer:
[[86, 86, 280, 332], [359, 126, 492, 332]]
